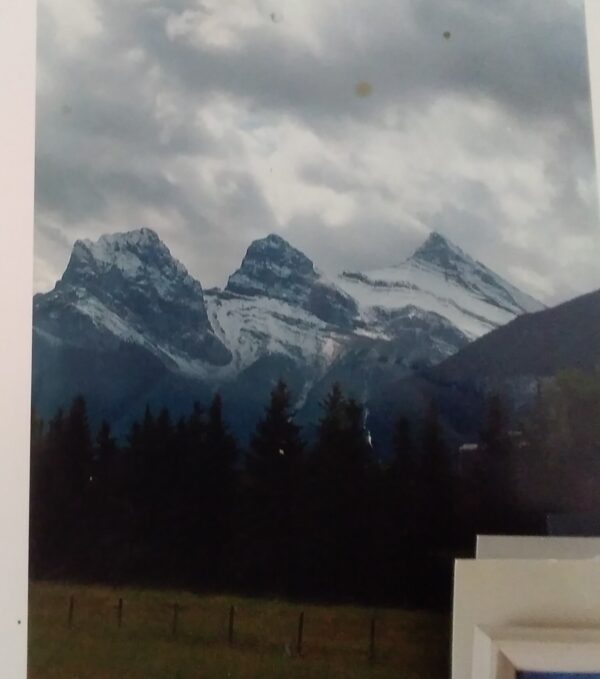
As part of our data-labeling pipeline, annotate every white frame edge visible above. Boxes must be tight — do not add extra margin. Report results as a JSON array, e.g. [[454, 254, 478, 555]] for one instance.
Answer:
[[472, 625, 600, 679]]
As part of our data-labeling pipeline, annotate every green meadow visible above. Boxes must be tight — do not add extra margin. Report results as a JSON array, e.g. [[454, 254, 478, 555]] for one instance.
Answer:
[[28, 582, 450, 678]]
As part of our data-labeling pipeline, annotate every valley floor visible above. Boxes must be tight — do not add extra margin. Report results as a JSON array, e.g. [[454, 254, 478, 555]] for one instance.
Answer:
[[28, 581, 450, 678]]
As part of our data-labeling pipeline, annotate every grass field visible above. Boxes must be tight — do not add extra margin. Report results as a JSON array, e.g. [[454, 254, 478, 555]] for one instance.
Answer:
[[28, 581, 450, 678]]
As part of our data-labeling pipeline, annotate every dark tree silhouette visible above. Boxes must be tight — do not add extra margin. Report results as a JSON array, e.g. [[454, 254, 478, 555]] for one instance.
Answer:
[[392, 416, 414, 478], [198, 394, 238, 586], [244, 380, 304, 594], [478, 393, 514, 534], [306, 384, 375, 599]]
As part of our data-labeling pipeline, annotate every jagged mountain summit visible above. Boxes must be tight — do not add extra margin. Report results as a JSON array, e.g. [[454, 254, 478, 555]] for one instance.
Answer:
[[35, 228, 231, 371], [225, 234, 358, 327], [411, 232, 542, 316], [336, 232, 543, 341], [32, 227, 543, 439]]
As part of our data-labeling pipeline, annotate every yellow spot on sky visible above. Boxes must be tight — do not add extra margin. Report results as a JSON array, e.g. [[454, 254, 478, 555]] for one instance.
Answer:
[[355, 81, 373, 98]]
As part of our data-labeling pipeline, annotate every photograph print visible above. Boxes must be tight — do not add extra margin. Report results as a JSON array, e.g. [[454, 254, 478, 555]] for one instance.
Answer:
[[29, 0, 599, 677]]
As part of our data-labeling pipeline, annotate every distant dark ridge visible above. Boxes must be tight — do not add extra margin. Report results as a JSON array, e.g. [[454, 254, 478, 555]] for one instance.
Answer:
[[432, 288, 600, 382]]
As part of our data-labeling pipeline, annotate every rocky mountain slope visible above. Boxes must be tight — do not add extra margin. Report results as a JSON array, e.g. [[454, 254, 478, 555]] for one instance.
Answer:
[[32, 228, 543, 441]]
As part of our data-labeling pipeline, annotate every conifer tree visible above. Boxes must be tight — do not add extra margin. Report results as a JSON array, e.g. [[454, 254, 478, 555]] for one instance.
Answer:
[[419, 402, 452, 547], [314, 383, 347, 470], [65, 395, 93, 498], [84, 419, 121, 579], [205, 393, 238, 480], [421, 402, 446, 481], [386, 414, 417, 592], [41, 396, 94, 575], [29, 408, 50, 577], [479, 393, 513, 533], [95, 419, 119, 504], [307, 384, 374, 598], [247, 380, 303, 485], [244, 380, 304, 593], [198, 394, 238, 585], [392, 415, 413, 477], [96, 420, 117, 478], [173, 403, 206, 585]]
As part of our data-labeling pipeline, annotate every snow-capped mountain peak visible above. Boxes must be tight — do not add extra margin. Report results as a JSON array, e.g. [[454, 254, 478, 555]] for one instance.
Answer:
[[336, 230, 544, 340], [225, 233, 358, 328], [226, 233, 316, 298], [32, 227, 547, 441], [62, 227, 190, 297], [72, 227, 165, 266], [409, 231, 471, 270], [408, 231, 543, 316], [38, 228, 232, 371]]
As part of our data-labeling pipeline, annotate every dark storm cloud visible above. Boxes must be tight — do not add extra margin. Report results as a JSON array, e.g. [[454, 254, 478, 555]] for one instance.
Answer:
[[34, 0, 599, 302], [80, 0, 592, 140], [36, 152, 203, 229]]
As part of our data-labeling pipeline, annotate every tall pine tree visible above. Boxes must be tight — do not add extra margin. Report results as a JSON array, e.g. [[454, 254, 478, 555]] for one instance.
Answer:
[[479, 393, 514, 533], [244, 380, 304, 594], [200, 393, 238, 586], [307, 384, 374, 599]]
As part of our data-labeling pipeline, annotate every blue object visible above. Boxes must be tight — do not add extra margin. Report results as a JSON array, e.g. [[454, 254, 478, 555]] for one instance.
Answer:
[[517, 673, 600, 679]]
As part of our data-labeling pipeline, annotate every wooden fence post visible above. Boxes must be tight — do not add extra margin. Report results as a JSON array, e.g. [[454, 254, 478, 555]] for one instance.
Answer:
[[67, 595, 74, 629], [368, 615, 376, 664], [172, 603, 179, 637], [117, 597, 123, 628], [297, 611, 304, 657], [228, 605, 235, 645]]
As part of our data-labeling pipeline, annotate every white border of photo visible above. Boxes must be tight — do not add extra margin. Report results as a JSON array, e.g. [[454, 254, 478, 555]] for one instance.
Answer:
[[2, 1, 600, 678], [0, 0, 36, 676]]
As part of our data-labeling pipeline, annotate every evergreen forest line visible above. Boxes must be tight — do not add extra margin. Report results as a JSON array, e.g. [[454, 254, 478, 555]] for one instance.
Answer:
[[30, 369, 600, 608]]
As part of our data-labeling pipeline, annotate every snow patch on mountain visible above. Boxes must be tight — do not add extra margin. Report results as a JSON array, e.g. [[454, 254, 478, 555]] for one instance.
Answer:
[[205, 290, 346, 375], [74, 295, 155, 348], [336, 232, 544, 340], [410, 232, 543, 315]]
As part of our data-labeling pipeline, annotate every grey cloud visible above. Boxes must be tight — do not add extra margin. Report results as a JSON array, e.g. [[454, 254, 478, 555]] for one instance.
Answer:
[[92, 0, 591, 130], [35, 152, 208, 228], [287, 214, 425, 275], [35, 155, 108, 222], [34, 0, 599, 303], [35, 220, 71, 251], [299, 161, 397, 202]]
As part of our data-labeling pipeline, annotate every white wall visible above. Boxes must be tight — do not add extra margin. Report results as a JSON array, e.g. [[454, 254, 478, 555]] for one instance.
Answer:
[[0, 1, 36, 676]]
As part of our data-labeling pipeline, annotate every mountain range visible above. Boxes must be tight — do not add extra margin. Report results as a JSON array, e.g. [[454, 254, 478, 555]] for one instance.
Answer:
[[32, 227, 547, 443]]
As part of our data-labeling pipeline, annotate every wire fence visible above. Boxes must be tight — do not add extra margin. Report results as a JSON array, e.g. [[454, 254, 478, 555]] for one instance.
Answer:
[[60, 593, 381, 663], [29, 585, 450, 676]]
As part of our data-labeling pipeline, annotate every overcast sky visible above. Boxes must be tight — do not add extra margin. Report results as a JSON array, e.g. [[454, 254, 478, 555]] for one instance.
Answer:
[[35, 0, 599, 304]]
